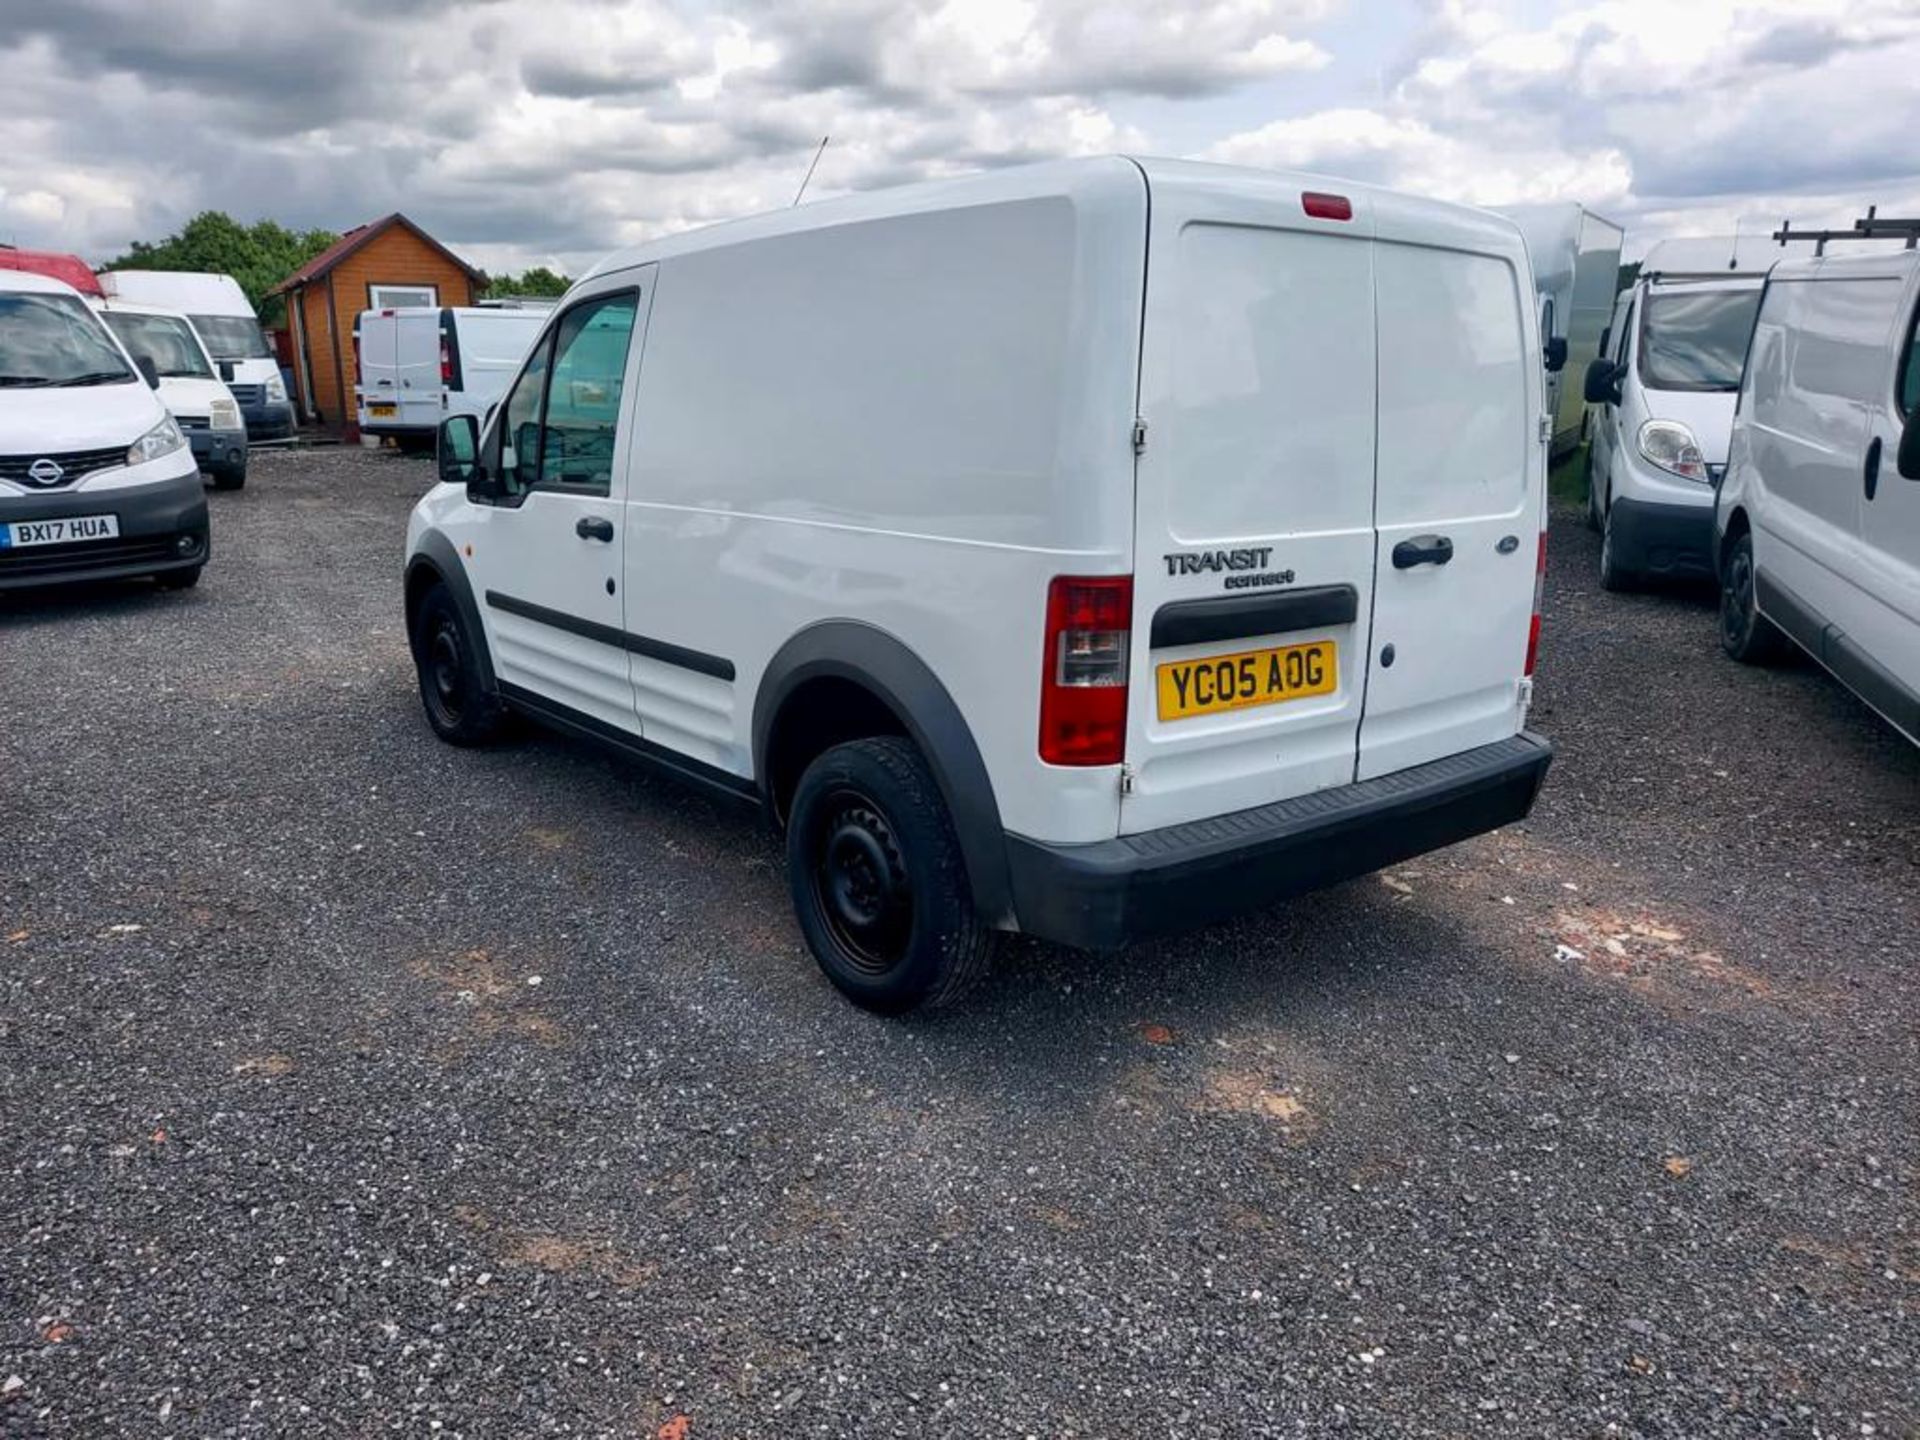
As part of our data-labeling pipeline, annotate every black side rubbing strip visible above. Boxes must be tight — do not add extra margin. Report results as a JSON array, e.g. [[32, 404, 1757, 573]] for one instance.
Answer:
[[485, 589, 736, 681], [1150, 585, 1358, 650]]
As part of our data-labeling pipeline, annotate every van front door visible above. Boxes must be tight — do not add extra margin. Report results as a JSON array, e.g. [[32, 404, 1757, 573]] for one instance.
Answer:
[[463, 280, 650, 734], [1124, 176, 1379, 833], [1359, 209, 1543, 779]]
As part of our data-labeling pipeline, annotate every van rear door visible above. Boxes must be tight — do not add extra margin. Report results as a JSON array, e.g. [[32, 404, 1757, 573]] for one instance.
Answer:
[[355, 311, 395, 423], [394, 311, 442, 429], [1359, 200, 1542, 779], [1123, 165, 1379, 833]]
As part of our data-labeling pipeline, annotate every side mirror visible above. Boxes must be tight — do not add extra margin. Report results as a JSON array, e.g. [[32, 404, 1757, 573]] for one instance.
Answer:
[[1543, 336, 1568, 374], [135, 355, 161, 390], [1583, 357, 1621, 406], [218, 359, 236, 383], [437, 413, 482, 490], [1899, 408, 1920, 481]]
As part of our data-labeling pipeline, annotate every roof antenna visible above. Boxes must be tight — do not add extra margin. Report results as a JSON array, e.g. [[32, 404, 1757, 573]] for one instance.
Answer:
[[793, 135, 830, 207]]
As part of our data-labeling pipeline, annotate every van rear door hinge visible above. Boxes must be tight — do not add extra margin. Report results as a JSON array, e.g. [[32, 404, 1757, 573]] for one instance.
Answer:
[[1119, 763, 1137, 796], [1132, 418, 1148, 456], [1538, 415, 1552, 444]]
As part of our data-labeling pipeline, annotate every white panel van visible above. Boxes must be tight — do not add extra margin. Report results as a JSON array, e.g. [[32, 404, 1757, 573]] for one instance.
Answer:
[[95, 270, 294, 441], [99, 301, 249, 489], [1496, 204, 1625, 459], [1, 271, 208, 591], [404, 158, 1553, 1011], [355, 304, 550, 443], [1716, 242, 1920, 743]]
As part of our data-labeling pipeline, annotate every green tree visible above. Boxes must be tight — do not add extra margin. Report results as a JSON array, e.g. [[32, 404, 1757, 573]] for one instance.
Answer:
[[483, 265, 572, 299], [104, 212, 338, 325]]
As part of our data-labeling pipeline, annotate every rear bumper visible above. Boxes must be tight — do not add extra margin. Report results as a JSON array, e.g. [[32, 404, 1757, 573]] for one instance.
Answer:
[[1005, 732, 1553, 949], [358, 420, 437, 439], [1609, 496, 1714, 579], [0, 467, 210, 590]]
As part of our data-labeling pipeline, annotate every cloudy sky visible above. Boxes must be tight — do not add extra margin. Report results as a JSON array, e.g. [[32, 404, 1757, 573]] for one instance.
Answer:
[[2, 0, 1916, 274]]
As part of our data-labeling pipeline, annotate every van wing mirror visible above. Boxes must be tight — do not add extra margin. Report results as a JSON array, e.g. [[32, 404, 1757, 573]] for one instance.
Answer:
[[437, 413, 483, 492], [1583, 357, 1621, 406], [218, 359, 236, 383], [134, 355, 161, 390], [1899, 408, 1920, 482], [1543, 336, 1568, 373]]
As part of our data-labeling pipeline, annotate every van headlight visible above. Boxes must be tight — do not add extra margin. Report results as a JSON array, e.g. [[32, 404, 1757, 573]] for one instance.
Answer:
[[127, 416, 187, 466], [210, 396, 241, 431], [265, 374, 287, 403], [1636, 420, 1708, 481]]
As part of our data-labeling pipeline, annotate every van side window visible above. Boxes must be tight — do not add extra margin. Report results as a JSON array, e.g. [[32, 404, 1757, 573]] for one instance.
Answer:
[[495, 332, 554, 499], [1900, 296, 1920, 417], [533, 292, 638, 493]]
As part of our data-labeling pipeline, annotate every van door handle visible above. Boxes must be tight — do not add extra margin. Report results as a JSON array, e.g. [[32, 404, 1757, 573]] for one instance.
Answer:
[[1392, 534, 1454, 569], [1864, 437, 1882, 501], [575, 516, 615, 543]]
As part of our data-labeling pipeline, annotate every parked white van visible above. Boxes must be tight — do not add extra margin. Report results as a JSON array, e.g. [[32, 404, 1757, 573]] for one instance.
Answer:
[[96, 270, 294, 440], [1, 271, 208, 590], [356, 303, 550, 443], [404, 158, 1554, 1011], [1716, 239, 1920, 743], [99, 301, 249, 489], [1496, 203, 1624, 459], [1581, 236, 1776, 589]]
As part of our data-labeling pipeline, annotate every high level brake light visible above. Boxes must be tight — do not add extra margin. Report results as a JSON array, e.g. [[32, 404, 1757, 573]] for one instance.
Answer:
[[1302, 191, 1353, 221], [1039, 575, 1132, 766], [1524, 532, 1547, 677]]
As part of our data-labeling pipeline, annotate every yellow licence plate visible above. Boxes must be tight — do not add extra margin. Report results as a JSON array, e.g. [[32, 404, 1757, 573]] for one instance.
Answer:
[[368, 403, 397, 418], [1156, 640, 1338, 721]]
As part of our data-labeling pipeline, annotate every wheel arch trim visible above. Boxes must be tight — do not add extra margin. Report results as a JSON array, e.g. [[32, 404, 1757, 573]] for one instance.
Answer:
[[753, 622, 1014, 928], [405, 535, 497, 694]]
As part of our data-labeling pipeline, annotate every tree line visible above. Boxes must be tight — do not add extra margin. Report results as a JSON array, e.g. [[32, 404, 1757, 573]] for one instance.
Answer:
[[105, 212, 571, 324]]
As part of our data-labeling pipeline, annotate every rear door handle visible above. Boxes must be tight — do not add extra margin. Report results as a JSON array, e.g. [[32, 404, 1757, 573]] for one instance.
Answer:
[[575, 516, 615, 543], [1864, 437, 1882, 501], [1392, 534, 1454, 569]]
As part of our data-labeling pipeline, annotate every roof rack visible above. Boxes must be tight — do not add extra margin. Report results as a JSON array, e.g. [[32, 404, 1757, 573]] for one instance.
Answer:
[[1773, 206, 1920, 255]]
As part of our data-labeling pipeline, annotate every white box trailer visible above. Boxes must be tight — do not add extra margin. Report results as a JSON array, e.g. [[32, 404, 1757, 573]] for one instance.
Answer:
[[1496, 204, 1625, 458], [356, 303, 551, 441]]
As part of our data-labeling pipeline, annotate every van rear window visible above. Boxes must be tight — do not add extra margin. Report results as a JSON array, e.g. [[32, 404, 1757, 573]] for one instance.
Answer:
[[1638, 290, 1762, 393]]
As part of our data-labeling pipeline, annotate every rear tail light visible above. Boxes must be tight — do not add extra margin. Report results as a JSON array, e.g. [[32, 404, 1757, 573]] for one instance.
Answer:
[[1524, 531, 1547, 677], [1039, 575, 1132, 766], [1302, 191, 1353, 221], [440, 335, 452, 385]]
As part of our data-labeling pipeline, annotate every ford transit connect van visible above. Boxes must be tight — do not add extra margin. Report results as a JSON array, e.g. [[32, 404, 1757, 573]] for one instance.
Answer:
[[1582, 237, 1769, 590], [1, 271, 208, 591], [403, 158, 1554, 1011], [100, 301, 249, 489], [1716, 239, 1920, 743]]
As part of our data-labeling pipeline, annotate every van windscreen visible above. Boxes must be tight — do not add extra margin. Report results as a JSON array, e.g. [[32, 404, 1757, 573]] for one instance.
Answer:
[[190, 314, 272, 360], [0, 293, 136, 387], [1639, 289, 1762, 393]]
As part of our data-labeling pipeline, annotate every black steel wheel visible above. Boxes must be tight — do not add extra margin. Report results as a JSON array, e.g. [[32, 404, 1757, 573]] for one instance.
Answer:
[[1719, 530, 1786, 664], [410, 581, 507, 745], [786, 737, 992, 1013]]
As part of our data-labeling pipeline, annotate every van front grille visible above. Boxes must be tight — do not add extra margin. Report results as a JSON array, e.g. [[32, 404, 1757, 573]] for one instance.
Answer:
[[0, 447, 128, 489], [227, 384, 264, 406]]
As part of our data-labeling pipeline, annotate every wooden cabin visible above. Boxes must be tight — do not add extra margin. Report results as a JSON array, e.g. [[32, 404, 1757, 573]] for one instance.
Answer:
[[269, 214, 482, 435]]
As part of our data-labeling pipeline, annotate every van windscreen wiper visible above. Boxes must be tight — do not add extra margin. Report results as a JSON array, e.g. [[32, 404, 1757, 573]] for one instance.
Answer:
[[52, 370, 133, 387], [0, 375, 60, 388]]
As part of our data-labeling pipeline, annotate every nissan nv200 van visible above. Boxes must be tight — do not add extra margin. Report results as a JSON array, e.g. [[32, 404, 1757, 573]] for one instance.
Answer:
[[404, 158, 1554, 1012], [1, 271, 208, 591], [1583, 237, 1769, 590], [1716, 240, 1920, 743], [100, 302, 249, 489]]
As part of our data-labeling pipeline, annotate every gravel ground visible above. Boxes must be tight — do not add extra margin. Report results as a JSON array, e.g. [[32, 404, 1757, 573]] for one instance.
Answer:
[[1, 448, 1914, 1439]]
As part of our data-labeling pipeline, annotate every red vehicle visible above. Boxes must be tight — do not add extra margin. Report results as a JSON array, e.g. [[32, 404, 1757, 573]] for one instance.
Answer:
[[0, 247, 103, 298]]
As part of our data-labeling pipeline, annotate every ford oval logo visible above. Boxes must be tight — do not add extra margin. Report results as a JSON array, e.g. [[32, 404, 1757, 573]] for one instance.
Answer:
[[26, 458, 64, 487]]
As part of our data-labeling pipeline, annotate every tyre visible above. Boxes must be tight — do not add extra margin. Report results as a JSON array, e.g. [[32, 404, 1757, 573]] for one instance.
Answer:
[[210, 469, 246, 491], [786, 736, 994, 1014], [1584, 448, 1602, 532], [1719, 530, 1786, 664], [154, 565, 202, 590], [409, 582, 508, 745], [1598, 491, 1634, 592]]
